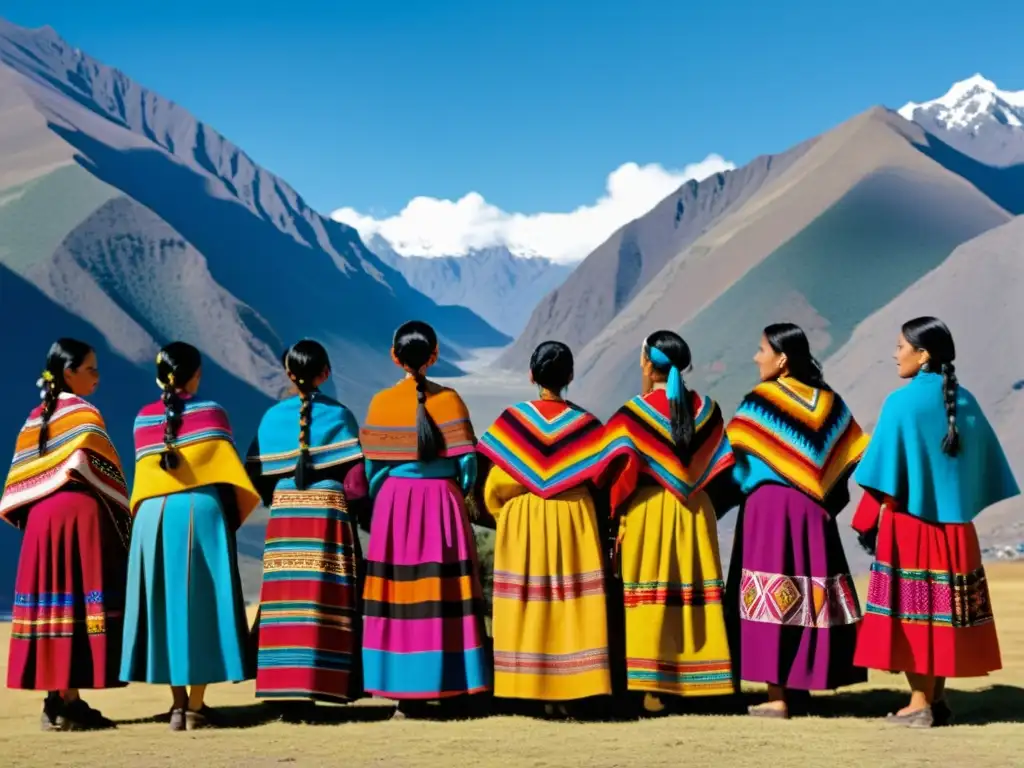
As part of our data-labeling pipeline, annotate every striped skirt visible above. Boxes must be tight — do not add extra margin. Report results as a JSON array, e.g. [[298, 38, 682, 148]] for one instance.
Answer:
[[618, 485, 733, 696], [254, 480, 361, 702], [362, 477, 489, 699], [120, 487, 250, 685], [854, 506, 1000, 677], [492, 486, 610, 701], [7, 488, 129, 690]]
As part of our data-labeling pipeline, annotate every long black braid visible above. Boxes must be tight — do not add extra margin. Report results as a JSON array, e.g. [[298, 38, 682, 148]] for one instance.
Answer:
[[901, 316, 960, 457], [37, 339, 93, 455], [940, 362, 960, 457], [283, 339, 332, 491], [154, 342, 202, 472]]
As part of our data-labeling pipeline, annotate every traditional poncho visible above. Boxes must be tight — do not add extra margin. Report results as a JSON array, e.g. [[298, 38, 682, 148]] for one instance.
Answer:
[[727, 376, 868, 504], [0, 393, 129, 526], [855, 371, 1019, 524], [131, 396, 259, 525], [597, 388, 734, 513], [477, 400, 604, 499], [360, 378, 476, 461], [246, 393, 363, 476]]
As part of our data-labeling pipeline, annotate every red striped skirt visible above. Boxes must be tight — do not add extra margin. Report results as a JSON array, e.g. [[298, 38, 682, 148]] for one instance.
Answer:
[[854, 502, 1000, 678], [7, 489, 129, 690]]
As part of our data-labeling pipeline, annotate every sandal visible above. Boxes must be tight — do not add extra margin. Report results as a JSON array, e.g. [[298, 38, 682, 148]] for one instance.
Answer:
[[185, 705, 224, 730], [885, 707, 934, 729], [747, 702, 790, 720], [169, 707, 187, 732]]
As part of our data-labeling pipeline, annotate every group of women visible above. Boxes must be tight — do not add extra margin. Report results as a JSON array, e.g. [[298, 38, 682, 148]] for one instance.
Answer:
[[1, 316, 1017, 733]]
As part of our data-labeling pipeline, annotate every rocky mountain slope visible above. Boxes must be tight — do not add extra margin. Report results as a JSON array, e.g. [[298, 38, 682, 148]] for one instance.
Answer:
[[368, 238, 571, 337], [0, 19, 507, 610]]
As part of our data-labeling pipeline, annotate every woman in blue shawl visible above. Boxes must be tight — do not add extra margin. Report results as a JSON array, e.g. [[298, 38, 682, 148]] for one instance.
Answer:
[[246, 340, 369, 717], [852, 317, 1019, 728]]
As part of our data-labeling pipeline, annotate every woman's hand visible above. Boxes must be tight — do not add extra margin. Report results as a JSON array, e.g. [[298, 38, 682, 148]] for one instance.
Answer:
[[857, 527, 879, 556]]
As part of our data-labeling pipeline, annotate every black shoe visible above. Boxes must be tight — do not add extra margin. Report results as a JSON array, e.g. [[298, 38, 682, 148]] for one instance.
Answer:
[[56, 699, 117, 731], [40, 693, 62, 732]]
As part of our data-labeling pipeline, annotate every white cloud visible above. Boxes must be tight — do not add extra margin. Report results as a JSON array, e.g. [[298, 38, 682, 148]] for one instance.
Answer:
[[330, 154, 735, 264]]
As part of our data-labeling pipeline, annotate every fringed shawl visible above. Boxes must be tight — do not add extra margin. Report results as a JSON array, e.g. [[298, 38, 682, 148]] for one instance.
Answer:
[[0, 394, 130, 527], [246, 393, 363, 476], [131, 396, 259, 525], [597, 388, 734, 514], [360, 378, 476, 462], [727, 377, 868, 504], [477, 400, 604, 499], [855, 372, 1019, 524]]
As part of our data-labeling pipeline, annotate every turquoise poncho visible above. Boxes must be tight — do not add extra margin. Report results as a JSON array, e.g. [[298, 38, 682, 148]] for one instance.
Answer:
[[247, 392, 363, 476], [854, 371, 1019, 524]]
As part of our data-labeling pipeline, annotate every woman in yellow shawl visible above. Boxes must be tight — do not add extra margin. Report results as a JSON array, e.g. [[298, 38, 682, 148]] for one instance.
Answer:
[[120, 342, 259, 732]]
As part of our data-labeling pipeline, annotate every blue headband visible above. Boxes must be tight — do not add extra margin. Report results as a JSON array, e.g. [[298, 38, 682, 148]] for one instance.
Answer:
[[646, 345, 683, 403]]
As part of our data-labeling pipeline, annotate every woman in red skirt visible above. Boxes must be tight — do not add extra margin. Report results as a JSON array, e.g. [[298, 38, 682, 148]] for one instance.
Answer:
[[852, 317, 1019, 728], [0, 339, 133, 731]]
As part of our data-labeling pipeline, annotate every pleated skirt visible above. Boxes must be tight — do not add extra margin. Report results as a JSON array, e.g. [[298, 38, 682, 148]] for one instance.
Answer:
[[854, 507, 1000, 677], [618, 485, 732, 696], [7, 489, 129, 690], [120, 487, 250, 686], [254, 479, 362, 702], [492, 486, 610, 701], [362, 477, 489, 699]]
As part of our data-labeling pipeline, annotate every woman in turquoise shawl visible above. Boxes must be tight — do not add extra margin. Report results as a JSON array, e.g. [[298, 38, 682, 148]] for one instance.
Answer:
[[246, 340, 369, 717], [852, 317, 1019, 728]]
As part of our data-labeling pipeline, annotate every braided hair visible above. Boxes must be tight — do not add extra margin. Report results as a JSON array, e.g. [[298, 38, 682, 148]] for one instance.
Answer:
[[393, 321, 442, 461], [154, 342, 202, 471], [764, 323, 829, 390], [282, 339, 331, 490], [901, 317, 960, 457], [643, 330, 695, 456], [37, 339, 93, 454]]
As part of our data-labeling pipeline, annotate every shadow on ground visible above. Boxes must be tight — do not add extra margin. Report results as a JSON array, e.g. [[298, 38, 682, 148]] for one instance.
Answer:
[[114, 684, 1024, 728]]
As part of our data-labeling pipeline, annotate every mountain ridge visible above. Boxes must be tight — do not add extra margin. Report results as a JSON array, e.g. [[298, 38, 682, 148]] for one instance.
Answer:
[[367, 238, 571, 337]]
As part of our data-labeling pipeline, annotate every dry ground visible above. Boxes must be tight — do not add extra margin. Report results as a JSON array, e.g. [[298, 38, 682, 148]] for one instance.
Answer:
[[2, 567, 1024, 768]]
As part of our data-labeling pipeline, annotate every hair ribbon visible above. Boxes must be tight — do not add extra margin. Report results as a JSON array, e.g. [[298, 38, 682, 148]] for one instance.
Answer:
[[647, 345, 684, 403]]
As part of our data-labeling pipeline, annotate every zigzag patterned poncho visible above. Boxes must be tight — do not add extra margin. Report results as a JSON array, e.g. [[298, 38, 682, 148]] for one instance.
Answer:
[[477, 399, 604, 499], [131, 395, 260, 525], [597, 388, 735, 514], [726, 376, 868, 506]]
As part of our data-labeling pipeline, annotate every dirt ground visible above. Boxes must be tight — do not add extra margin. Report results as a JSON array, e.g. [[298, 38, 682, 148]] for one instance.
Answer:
[[1, 567, 1023, 767]]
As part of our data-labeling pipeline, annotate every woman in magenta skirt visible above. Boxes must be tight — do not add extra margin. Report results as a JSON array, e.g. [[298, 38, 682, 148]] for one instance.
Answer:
[[358, 321, 489, 719], [725, 323, 869, 718], [0, 339, 132, 730]]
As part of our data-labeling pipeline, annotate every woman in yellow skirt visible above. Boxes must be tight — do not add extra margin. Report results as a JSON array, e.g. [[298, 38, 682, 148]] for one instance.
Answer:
[[598, 330, 738, 714], [477, 342, 611, 717]]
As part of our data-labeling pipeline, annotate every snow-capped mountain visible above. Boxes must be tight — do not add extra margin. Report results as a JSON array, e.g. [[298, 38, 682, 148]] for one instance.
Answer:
[[899, 74, 1024, 166]]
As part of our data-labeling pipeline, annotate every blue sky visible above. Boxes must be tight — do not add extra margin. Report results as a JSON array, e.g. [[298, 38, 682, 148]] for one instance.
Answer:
[[4, 0, 1024, 256]]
